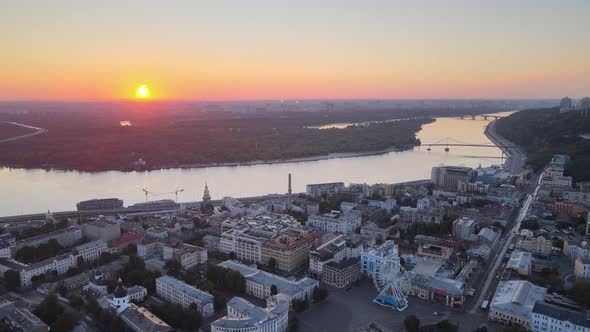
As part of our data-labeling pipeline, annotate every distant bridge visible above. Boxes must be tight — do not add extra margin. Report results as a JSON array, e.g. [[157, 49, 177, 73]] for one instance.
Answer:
[[459, 114, 504, 120], [419, 137, 518, 150]]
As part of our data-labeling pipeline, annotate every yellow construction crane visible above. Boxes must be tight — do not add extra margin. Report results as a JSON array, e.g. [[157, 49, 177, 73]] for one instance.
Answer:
[[141, 188, 185, 203]]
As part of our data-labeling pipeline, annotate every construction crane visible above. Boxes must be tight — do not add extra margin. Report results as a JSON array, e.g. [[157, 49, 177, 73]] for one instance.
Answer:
[[141, 188, 185, 203]]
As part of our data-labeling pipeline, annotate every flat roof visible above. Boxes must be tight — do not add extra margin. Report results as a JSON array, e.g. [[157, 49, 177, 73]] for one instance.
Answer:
[[157, 275, 213, 303]]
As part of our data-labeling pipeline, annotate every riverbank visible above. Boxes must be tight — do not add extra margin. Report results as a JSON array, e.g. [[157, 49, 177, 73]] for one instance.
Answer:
[[484, 119, 525, 175], [169, 144, 415, 169], [0, 115, 506, 216]]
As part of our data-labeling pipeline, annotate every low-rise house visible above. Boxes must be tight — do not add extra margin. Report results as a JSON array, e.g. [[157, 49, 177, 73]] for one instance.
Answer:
[[121, 304, 171, 332], [0, 302, 48, 332], [507, 251, 533, 276]]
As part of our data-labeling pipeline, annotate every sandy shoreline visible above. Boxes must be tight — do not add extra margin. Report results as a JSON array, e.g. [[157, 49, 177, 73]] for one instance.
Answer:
[[170, 145, 414, 169]]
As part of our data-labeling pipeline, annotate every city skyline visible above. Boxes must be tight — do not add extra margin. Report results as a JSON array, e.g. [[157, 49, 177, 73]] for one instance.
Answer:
[[2, 0, 589, 101]]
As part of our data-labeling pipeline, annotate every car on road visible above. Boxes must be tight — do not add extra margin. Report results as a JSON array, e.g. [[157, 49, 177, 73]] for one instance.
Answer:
[[433, 312, 439, 316]]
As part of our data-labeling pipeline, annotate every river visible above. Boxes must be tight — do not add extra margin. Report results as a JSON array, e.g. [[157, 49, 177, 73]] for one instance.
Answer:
[[0, 113, 510, 216]]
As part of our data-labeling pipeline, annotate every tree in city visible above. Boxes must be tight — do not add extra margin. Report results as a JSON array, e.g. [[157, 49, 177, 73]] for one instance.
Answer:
[[50, 314, 78, 332], [4, 270, 20, 290], [312, 286, 328, 303], [34, 293, 63, 326], [56, 282, 67, 297], [287, 315, 299, 332], [568, 280, 590, 308], [149, 303, 203, 331], [403, 315, 420, 332], [76, 256, 86, 270], [270, 284, 278, 296], [430, 320, 459, 332], [123, 243, 137, 255], [206, 266, 246, 294], [69, 295, 84, 308], [291, 298, 309, 312], [268, 257, 277, 272], [164, 259, 182, 278]]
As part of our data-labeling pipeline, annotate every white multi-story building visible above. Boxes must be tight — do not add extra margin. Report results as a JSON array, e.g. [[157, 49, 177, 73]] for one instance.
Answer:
[[532, 301, 590, 332], [74, 240, 109, 263], [156, 276, 215, 317], [489, 281, 546, 330], [360, 240, 399, 277], [219, 213, 319, 273], [219, 261, 318, 304], [307, 210, 362, 234], [0, 254, 77, 287], [220, 230, 263, 263], [211, 297, 289, 332]]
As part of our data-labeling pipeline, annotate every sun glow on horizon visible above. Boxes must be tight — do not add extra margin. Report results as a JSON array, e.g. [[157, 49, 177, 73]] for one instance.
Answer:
[[135, 85, 151, 99]]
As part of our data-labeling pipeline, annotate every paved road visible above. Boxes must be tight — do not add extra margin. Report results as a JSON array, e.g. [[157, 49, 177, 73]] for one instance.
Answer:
[[0, 121, 47, 143], [485, 120, 525, 175], [298, 280, 489, 332], [469, 171, 543, 313]]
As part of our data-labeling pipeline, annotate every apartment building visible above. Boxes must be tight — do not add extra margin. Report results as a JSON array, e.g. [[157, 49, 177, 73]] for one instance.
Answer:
[[220, 213, 319, 273], [156, 276, 214, 317], [219, 261, 318, 304], [73, 240, 109, 263], [306, 182, 345, 199], [516, 233, 552, 257], [15, 226, 82, 249], [262, 228, 320, 274], [431, 166, 476, 192], [163, 243, 207, 269], [531, 301, 590, 332], [309, 235, 363, 288], [0, 254, 76, 287], [307, 210, 362, 234], [82, 219, 121, 242]]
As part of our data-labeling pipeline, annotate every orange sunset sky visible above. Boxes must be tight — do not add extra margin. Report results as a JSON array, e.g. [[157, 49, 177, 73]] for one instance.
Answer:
[[1, 0, 589, 101]]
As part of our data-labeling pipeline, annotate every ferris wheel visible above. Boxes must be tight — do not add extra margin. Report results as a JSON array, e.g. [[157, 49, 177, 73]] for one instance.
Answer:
[[372, 251, 409, 311]]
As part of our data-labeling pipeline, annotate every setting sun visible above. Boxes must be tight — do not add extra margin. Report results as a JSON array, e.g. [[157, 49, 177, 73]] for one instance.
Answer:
[[135, 85, 151, 99]]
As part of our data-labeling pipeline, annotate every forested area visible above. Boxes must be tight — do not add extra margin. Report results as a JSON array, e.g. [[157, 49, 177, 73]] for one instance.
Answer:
[[0, 107, 441, 171], [495, 108, 590, 182], [0, 123, 36, 140]]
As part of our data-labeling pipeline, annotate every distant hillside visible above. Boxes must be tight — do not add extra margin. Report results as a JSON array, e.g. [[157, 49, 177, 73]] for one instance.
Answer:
[[495, 108, 590, 182]]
